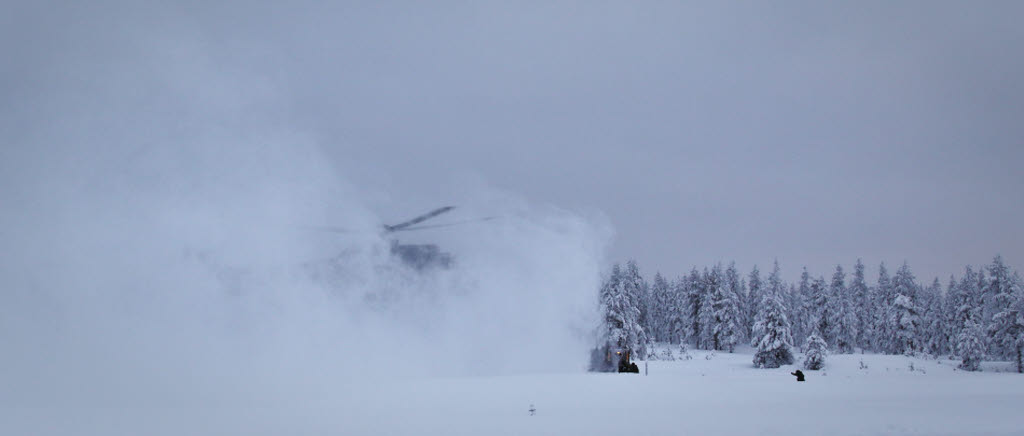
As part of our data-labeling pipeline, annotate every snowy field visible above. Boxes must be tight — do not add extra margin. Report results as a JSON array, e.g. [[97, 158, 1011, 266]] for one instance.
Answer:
[[6, 348, 1022, 436], [350, 349, 1021, 436]]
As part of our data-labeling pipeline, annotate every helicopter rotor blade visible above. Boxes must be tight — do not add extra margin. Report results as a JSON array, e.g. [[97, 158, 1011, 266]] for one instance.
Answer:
[[384, 206, 456, 233], [389, 216, 498, 232]]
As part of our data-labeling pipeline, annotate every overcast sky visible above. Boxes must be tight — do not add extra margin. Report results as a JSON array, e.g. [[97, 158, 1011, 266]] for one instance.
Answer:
[[5, 0, 1023, 282]]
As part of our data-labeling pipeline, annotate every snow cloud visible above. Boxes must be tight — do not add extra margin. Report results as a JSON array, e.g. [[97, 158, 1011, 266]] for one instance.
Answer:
[[0, 1, 611, 409]]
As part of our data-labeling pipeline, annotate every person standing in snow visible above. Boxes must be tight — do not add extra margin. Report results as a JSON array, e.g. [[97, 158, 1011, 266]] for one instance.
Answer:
[[791, 369, 805, 381]]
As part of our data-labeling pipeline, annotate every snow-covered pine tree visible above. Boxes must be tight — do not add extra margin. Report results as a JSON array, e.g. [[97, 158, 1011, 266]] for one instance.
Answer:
[[810, 275, 833, 348], [786, 284, 802, 341], [850, 259, 871, 350], [984, 256, 1019, 359], [746, 266, 763, 342], [650, 272, 672, 342], [944, 267, 982, 360], [705, 264, 723, 350], [792, 268, 813, 348], [597, 262, 648, 364], [787, 284, 802, 343], [725, 262, 746, 343], [740, 277, 749, 333], [921, 278, 949, 356], [599, 264, 630, 351], [888, 262, 920, 355], [712, 264, 743, 352], [957, 320, 986, 372], [991, 290, 1024, 373], [763, 261, 787, 306], [893, 262, 919, 301], [828, 265, 856, 353], [872, 262, 893, 352], [976, 266, 988, 326], [751, 261, 795, 368], [667, 277, 688, 344], [955, 267, 982, 331], [697, 267, 717, 350], [988, 260, 1024, 372], [941, 275, 960, 358], [889, 294, 920, 356], [686, 267, 704, 348], [802, 330, 828, 370], [622, 260, 650, 359]]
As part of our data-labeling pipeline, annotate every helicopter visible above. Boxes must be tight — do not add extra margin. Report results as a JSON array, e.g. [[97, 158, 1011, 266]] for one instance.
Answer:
[[318, 206, 493, 271]]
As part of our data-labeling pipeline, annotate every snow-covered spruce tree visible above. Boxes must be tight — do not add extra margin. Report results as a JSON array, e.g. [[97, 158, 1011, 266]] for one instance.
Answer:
[[697, 268, 716, 349], [957, 320, 987, 372], [792, 268, 813, 350], [650, 272, 672, 343], [786, 284, 802, 345], [862, 283, 881, 353], [942, 275, 961, 357], [975, 266, 988, 325], [704, 265, 722, 349], [725, 262, 747, 343], [990, 269, 1024, 373], [751, 261, 795, 368], [828, 265, 857, 354], [888, 262, 920, 355], [712, 264, 743, 352], [849, 259, 872, 351], [889, 294, 921, 356], [810, 275, 833, 347], [802, 330, 828, 370], [667, 278, 688, 344], [598, 263, 646, 363], [980, 258, 1003, 331], [953, 267, 982, 335], [739, 277, 750, 337], [599, 264, 629, 350], [871, 262, 893, 352], [622, 260, 650, 359], [685, 267, 704, 348], [984, 256, 1020, 359], [746, 266, 763, 342], [921, 278, 950, 356], [893, 262, 919, 302]]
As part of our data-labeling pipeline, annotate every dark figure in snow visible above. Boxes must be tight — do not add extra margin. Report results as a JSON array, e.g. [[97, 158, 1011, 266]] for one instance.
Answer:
[[588, 344, 640, 373], [791, 370, 805, 382], [618, 357, 639, 373]]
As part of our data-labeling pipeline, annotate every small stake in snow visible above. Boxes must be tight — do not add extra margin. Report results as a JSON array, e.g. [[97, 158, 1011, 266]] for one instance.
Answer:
[[528, 404, 536, 416]]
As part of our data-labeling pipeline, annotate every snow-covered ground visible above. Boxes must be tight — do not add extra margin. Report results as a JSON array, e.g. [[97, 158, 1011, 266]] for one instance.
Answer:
[[6, 347, 1022, 436], [340, 348, 1023, 436]]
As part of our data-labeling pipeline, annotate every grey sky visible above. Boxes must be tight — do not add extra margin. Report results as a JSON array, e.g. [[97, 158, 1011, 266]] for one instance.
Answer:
[[5, 1, 1023, 282]]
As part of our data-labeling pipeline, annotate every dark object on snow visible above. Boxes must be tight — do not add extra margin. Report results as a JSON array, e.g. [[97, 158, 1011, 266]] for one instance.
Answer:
[[617, 356, 630, 373], [588, 343, 638, 373], [316, 206, 495, 271], [791, 370, 805, 381]]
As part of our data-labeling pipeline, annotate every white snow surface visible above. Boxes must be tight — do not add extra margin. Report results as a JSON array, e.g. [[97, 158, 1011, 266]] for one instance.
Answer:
[[5, 347, 1023, 436]]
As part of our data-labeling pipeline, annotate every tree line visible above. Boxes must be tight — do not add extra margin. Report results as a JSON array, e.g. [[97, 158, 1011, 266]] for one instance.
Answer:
[[598, 256, 1024, 372]]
